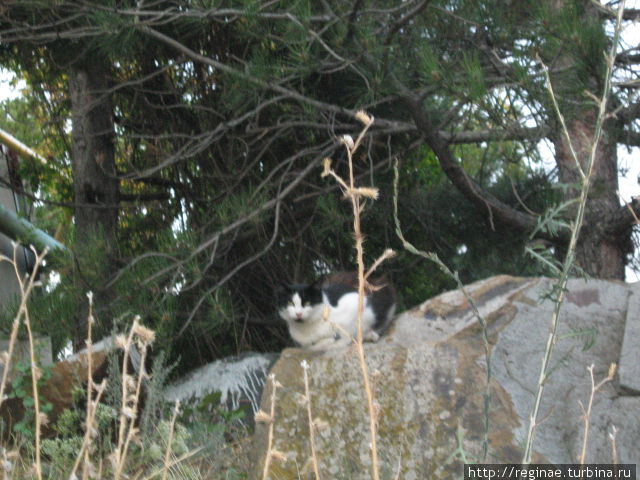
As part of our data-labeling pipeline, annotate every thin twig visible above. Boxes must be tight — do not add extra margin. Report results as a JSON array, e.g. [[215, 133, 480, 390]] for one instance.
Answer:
[[301, 360, 321, 480], [608, 425, 619, 465], [160, 401, 181, 480], [13, 246, 47, 480], [261, 374, 280, 480], [578, 363, 616, 465], [392, 160, 493, 461]]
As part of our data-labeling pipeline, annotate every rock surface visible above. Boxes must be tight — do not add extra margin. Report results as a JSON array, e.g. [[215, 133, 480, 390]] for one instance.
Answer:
[[252, 276, 640, 479], [163, 352, 278, 415], [0, 337, 110, 438]]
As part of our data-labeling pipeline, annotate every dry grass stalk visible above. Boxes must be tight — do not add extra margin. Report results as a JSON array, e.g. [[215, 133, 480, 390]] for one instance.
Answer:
[[323, 110, 389, 480], [0, 245, 47, 414], [608, 425, 619, 465], [392, 162, 493, 461], [521, 0, 626, 464], [68, 291, 109, 480], [9, 245, 47, 480], [260, 373, 281, 480], [0, 243, 203, 479], [301, 360, 320, 480], [578, 363, 616, 465], [160, 401, 181, 480], [112, 316, 155, 480]]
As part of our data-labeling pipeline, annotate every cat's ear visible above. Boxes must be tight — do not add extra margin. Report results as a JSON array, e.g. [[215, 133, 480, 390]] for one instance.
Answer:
[[275, 283, 291, 302]]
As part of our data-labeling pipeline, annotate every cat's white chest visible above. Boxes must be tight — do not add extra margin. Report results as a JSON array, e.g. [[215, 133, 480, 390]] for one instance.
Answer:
[[322, 292, 376, 335]]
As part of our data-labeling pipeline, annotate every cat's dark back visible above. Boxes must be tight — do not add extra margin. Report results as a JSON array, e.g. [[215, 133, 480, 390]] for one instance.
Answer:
[[321, 272, 396, 332]]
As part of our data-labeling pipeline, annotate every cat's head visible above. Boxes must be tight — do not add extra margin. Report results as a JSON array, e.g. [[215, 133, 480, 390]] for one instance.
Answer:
[[276, 283, 322, 324]]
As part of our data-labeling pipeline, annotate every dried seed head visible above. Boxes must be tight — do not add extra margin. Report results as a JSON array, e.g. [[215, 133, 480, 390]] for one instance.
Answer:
[[254, 409, 273, 424], [355, 110, 373, 125], [132, 320, 155, 345], [354, 187, 379, 200], [340, 134, 355, 150], [321, 157, 332, 177], [270, 449, 287, 463], [121, 406, 137, 420], [115, 334, 128, 350], [300, 359, 310, 370], [608, 362, 617, 379], [124, 374, 137, 391], [38, 412, 49, 425]]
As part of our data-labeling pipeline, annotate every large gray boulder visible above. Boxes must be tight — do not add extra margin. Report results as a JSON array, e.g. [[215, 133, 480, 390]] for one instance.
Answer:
[[251, 276, 639, 479], [163, 352, 278, 416]]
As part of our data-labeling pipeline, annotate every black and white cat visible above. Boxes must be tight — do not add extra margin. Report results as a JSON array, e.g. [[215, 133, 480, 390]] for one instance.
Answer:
[[277, 272, 396, 350]]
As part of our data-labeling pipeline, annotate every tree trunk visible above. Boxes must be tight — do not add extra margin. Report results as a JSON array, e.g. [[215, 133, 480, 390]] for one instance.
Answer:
[[69, 56, 119, 348], [553, 112, 627, 279], [548, 0, 628, 280], [70, 58, 118, 247]]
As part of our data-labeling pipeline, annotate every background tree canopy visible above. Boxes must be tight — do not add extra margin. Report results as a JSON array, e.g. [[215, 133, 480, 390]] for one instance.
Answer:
[[0, 0, 639, 372]]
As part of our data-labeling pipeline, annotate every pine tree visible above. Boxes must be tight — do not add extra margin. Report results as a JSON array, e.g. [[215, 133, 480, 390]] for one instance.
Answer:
[[1, 0, 639, 360]]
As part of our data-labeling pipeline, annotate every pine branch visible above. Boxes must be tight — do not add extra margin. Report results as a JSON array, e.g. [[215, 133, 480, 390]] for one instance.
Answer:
[[400, 92, 567, 242]]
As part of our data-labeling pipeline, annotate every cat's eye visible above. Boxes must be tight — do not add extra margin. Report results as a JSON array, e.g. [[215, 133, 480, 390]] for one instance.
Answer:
[[288, 301, 294, 307], [304, 302, 311, 307]]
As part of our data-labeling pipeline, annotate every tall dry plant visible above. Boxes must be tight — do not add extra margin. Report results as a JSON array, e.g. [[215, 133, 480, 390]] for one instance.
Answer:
[[0, 244, 48, 480], [321, 109, 395, 480], [258, 373, 284, 480], [68, 291, 110, 480], [521, 0, 627, 464], [578, 363, 616, 465], [111, 316, 155, 480]]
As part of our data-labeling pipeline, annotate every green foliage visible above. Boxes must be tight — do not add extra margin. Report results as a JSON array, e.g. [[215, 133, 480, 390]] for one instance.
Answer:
[[0, 0, 625, 374], [7, 360, 53, 443], [40, 396, 203, 479]]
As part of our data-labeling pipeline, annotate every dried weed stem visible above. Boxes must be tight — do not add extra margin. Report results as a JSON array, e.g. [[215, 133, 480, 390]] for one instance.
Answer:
[[522, 0, 626, 464], [301, 360, 321, 480], [578, 363, 616, 465], [323, 110, 389, 480], [10, 245, 47, 480], [392, 163, 492, 461], [260, 374, 281, 480], [160, 401, 181, 480], [68, 292, 109, 480], [113, 317, 155, 480]]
